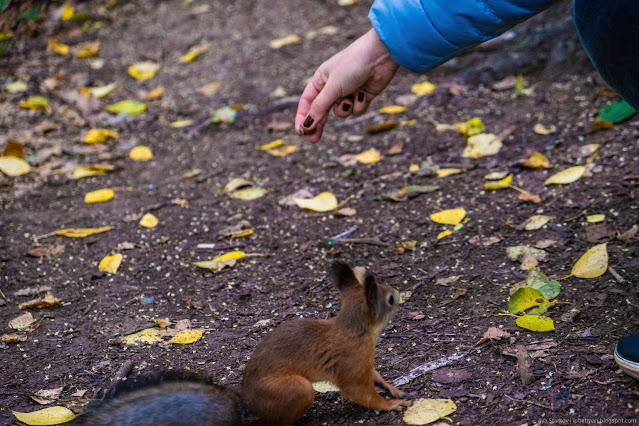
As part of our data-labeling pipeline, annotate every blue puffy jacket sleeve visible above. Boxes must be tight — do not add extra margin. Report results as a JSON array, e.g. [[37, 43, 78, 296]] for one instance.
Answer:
[[369, 0, 560, 72]]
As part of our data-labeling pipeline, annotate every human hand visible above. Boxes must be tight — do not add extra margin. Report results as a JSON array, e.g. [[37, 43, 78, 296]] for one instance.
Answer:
[[295, 28, 399, 143]]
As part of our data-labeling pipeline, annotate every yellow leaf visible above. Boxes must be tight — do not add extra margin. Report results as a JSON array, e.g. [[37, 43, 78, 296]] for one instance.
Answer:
[[128, 61, 159, 80], [259, 139, 284, 150], [267, 145, 297, 157], [338, 0, 358, 5], [73, 163, 113, 179], [107, 100, 146, 115], [294, 192, 338, 212], [458, 117, 485, 136], [146, 86, 164, 100], [232, 228, 254, 238], [484, 174, 512, 190], [411, 81, 436, 96], [84, 129, 118, 144], [409, 164, 419, 172], [354, 148, 382, 164], [120, 328, 163, 345], [75, 41, 100, 58], [98, 253, 123, 273], [508, 287, 548, 314], [533, 123, 557, 135], [170, 119, 194, 128], [523, 215, 554, 231], [47, 39, 69, 55], [224, 178, 253, 192], [230, 187, 267, 200], [13, 406, 76, 425], [437, 229, 453, 240], [586, 214, 605, 224], [269, 34, 301, 49], [85, 188, 114, 203], [179, 44, 210, 63], [544, 166, 586, 185], [198, 81, 221, 95], [5, 80, 27, 93], [571, 243, 608, 278], [519, 151, 551, 169], [139, 213, 158, 228], [56, 227, 111, 237], [463, 133, 502, 158], [436, 168, 462, 178], [20, 96, 49, 111], [129, 146, 153, 161], [89, 82, 117, 98], [379, 105, 407, 114], [516, 315, 555, 332], [430, 208, 466, 225], [62, 5, 74, 20], [403, 398, 457, 425], [169, 329, 203, 344], [0, 156, 30, 176]]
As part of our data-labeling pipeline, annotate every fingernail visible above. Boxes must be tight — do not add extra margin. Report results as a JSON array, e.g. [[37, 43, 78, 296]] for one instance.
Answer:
[[357, 92, 365, 102], [342, 103, 351, 112], [303, 115, 314, 128], [346, 94, 355, 103]]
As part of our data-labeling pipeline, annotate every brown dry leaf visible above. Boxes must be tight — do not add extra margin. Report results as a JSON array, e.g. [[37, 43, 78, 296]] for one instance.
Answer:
[[27, 244, 65, 258], [503, 344, 534, 385], [333, 207, 356, 217], [157, 317, 170, 329], [386, 140, 404, 155], [265, 121, 292, 132], [617, 225, 638, 241], [2, 333, 27, 343], [477, 327, 512, 345], [468, 235, 502, 247], [572, 143, 600, 159], [534, 239, 557, 249], [8, 312, 37, 330], [269, 34, 301, 49], [518, 191, 541, 203], [367, 120, 398, 134], [31, 387, 64, 405], [588, 117, 614, 133], [198, 81, 221, 95], [533, 123, 557, 135], [3, 140, 24, 158], [18, 292, 63, 310]]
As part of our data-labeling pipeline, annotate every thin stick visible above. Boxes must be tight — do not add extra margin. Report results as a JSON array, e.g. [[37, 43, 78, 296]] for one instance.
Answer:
[[338, 238, 388, 247]]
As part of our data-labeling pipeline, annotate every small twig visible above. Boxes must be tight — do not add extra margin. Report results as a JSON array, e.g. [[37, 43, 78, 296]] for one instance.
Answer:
[[338, 238, 388, 247], [0, 288, 10, 303], [608, 266, 625, 283], [428, 265, 450, 280], [82, 300, 96, 316], [504, 394, 552, 410]]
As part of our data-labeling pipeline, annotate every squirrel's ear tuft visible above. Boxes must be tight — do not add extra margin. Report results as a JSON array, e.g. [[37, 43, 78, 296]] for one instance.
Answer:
[[364, 272, 379, 316], [331, 261, 357, 290]]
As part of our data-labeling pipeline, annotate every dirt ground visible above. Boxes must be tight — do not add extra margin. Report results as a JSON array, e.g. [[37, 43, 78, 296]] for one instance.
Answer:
[[1, 0, 639, 424]]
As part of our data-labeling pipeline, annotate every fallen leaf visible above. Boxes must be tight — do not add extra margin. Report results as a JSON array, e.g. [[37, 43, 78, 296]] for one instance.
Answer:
[[85, 188, 114, 203], [617, 225, 638, 241], [437, 229, 453, 240], [31, 387, 64, 405], [508, 287, 549, 314], [510, 267, 561, 300], [436, 168, 462, 178], [84, 129, 118, 144], [4, 80, 27, 93], [522, 215, 554, 231], [411, 81, 436, 96], [2, 333, 27, 343], [170, 119, 193, 128], [477, 327, 511, 345], [484, 171, 509, 180], [506, 344, 535, 385], [334, 207, 356, 217], [599, 100, 636, 123], [518, 152, 551, 169], [169, 329, 203, 344], [99, 253, 123, 273], [534, 239, 557, 249], [19, 292, 63, 310], [20, 96, 49, 111], [13, 406, 76, 425], [27, 244, 65, 257], [259, 139, 284, 150], [128, 61, 160, 80], [430, 208, 466, 225], [129, 146, 153, 161], [338, 0, 359, 5], [231, 228, 254, 238], [107, 100, 146, 115], [294, 192, 338, 212], [571, 243, 608, 278], [387, 141, 404, 155], [586, 214, 605, 223], [229, 187, 267, 200], [379, 105, 407, 114], [56, 227, 111, 237], [146, 86, 164, 100], [458, 117, 486, 136], [88, 82, 117, 98], [224, 178, 253, 192], [366, 120, 398, 134], [507, 246, 547, 262], [47, 38, 69, 55], [354, 148, 382, 164], [516, 314, 555, 332], [8, 312, 37, 330], [572, 144, 600, 159], [179, 44, 210, 63], [73, 163, 114, 179], [485, 174, 512, 190], [468, 235, 502, 247], [198, 81, 221, 95], [544, 166, 586, 185], [211, 106, 237, 124], [533, 123, 556, 135], [0, 156, 31, 176], [120, 327, 163, 345], [403, 399, 457, 425], [588, 117, 613, 133], [193, 251, 247, 272], [518, 191, 541, 203], [139, 213, 158, 228], [313, 381, 340, 393], [269, 34, 300, 49], [462, 133, 502, 158], [75, 41, 100, 58]]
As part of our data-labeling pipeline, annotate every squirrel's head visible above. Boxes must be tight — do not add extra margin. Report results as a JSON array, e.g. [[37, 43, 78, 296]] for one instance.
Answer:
[[330, 261, 400, 334]]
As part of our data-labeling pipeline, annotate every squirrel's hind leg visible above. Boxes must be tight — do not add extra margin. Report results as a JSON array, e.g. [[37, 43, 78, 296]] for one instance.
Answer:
[[244, 374, 314, 426]]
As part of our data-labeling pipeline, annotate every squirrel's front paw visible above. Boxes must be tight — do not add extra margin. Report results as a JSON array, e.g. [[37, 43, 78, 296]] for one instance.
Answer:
[[388, 399, 412, 411], [387, 386, 405, 398]]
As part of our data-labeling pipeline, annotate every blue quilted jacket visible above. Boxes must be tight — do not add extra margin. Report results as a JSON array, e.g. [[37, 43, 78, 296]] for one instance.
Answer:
[[369, 0, 559, 72]]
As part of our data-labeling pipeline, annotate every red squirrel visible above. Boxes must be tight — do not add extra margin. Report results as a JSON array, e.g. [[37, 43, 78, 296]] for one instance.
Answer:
[[74, 261, 410, 425]]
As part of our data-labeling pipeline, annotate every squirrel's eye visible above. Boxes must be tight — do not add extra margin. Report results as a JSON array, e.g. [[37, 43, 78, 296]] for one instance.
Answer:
[[387, 294, 394, 305]]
